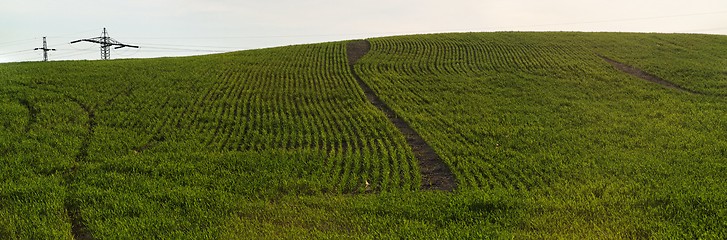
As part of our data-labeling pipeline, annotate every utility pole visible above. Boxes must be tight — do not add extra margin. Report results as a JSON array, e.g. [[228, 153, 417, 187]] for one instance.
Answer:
[[34, 37, 56, 62], [71, 28, 139, 60]]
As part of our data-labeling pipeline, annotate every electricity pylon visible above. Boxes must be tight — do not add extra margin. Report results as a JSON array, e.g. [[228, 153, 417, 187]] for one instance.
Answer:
[[71, 28, 139, 60], [34, 37, 56, 62]]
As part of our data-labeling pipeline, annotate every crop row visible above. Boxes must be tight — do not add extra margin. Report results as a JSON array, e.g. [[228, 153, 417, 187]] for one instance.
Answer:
[[582, 33, 727, 96], [367, 34, 598, 79], [0, 41, 425, 195], [354, 32, 727, 192], [356, 34, 574, 191], [43, 43, 421, 193]]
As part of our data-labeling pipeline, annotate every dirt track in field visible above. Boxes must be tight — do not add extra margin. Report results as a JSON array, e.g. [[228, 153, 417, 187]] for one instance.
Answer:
[[17, 84, 95, 239], [65, 96, 95, 240], [346, 40, 457, 191], [599, 55, 701, 94]]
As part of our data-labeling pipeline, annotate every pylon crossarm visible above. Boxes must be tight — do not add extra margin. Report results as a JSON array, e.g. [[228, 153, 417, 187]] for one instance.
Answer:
[[115, 44, 139, 49], [34, 37, 55, 61], [70, 28, 139, 60]]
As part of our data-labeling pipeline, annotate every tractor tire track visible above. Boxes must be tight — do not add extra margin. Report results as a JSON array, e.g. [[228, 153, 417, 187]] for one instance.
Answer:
[[62, 95, 96, 240], [64, 87, 134, 240], [18, 83, 135, 240], [347, 40, 457, 191], [599, 55, 702, 94], [17, 85, 94, 239], [17, 98, 38, 133]]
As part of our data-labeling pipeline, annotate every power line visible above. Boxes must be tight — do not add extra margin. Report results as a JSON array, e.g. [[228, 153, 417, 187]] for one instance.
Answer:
[[52, 51, 97, 60], [3, 9, 726, 63], [122, 10, 727, 40], [502, 10, 727, 29], [0, 49, 35, 56], [139, 46, 228, 53], [680, 26, 727, 33], [48, 28, 103, 39], [71, 28, 139, 60], [132, 42, 241, 50], [0, 37, 40, 47]]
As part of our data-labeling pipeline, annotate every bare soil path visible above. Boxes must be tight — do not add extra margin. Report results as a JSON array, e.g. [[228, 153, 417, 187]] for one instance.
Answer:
[[346, 40, 457, 191], [599, 55, 701, 94]]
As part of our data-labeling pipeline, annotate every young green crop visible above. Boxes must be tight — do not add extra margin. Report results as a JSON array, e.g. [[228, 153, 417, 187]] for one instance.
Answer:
[[1, 32, 726, 239], [0, 42, 420, 238], [355, 32, 727, 237]]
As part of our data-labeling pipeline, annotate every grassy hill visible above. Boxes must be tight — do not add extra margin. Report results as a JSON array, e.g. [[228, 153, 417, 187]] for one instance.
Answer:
[[1, 32, 726, 239]]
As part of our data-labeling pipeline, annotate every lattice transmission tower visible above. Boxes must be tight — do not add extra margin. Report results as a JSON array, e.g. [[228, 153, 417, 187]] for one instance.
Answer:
[[34, 37, 56, 62], [71, 28, 139, 60]]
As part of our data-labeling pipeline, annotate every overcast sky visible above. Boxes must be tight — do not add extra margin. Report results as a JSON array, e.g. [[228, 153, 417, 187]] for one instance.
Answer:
[[2, 0, 727, 63]]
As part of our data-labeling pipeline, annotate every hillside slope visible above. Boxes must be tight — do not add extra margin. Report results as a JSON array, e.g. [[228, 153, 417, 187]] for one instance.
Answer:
[[1, 32, 726, 239]]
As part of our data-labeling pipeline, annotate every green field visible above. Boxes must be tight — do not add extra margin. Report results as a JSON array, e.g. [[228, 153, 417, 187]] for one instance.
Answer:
[[1, 32, 726, 239]]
